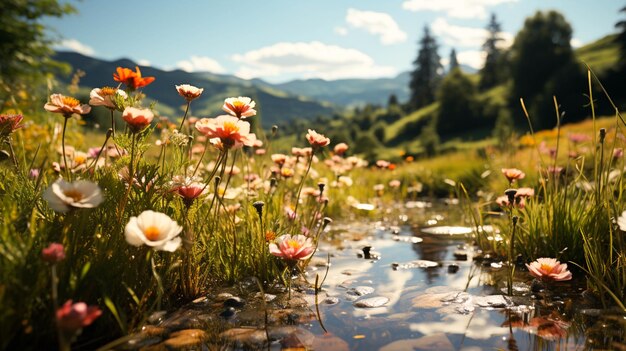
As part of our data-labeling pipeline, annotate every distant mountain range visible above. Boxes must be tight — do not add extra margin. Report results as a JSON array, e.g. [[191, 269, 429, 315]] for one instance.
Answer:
[[52, 51, 414, 127]]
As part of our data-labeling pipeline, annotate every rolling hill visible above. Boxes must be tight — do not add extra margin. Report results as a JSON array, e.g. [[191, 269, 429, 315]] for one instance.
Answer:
[[53, 51, 338, 128]]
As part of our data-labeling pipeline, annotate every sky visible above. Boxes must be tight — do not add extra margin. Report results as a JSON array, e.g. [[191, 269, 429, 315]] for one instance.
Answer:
[[46, 0, 623, 83]]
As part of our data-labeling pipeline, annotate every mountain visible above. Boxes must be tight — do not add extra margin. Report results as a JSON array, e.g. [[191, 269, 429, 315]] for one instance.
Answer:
[[53, 51, 338, 128], [274, 73, 411, 108]]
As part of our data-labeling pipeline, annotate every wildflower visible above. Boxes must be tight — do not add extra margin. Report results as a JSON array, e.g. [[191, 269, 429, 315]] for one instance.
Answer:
[[568, 133, 591, 144], [265, 230, 276, 242], [195, 115, 257, 148], [176, 84, 204, 102], [376, 160, 390, 169], [617, 210, 626, 232], [122, 107, 154, 133], [56, 300, 102, 333], [42, 243, 65, 263], [526, 258, 572, 282], [515, 187, 535, 197], [614, 148, 624, 159], [29, 168, 40, 179], [529, 315, 569, 341], [306, 129, 330, 149], [171, 177, 206, 205], [43, 179, 104, 213], [113, 66, 155, 90], [501, 168, 525, 183], [269, 234, 315, 262], [124, 210, 182, 252], [222, 96, 256, 118], [44, 94, 91, 118], [389, 179, 401, 188], [280, 167, 294, 178], [0, 114, 24, 137], [89, 87, 127, 110], [333, 142, 349, 155]]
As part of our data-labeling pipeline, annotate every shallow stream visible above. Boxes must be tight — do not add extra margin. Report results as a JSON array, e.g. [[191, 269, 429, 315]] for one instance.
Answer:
[[107, 200, 626, 350]]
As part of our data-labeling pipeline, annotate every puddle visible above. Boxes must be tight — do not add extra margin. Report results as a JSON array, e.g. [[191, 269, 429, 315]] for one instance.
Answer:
[[107, 200, 626, 350]]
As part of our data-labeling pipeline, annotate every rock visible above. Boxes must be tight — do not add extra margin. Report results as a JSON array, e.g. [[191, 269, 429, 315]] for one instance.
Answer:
[[224, 296, 245, 308], [354, 296, 389, 308], [312, 333, 349, 351], [270, 326, 315, 348], [447, 264, 459, 274], [219, 327, 267, 347], [453, 250, 468, 261], [349, 286, 375, 297], [140, 325, 166, 337], [322, 297, 339, 305], [392, 260, 439, 270], [420, 226, 472, 236], [216, 292, 234, 301], [220, 307, 236, 319], [147, 311, 167, 324], [379, 333, 455, 351], [164, 329, 207, 349]]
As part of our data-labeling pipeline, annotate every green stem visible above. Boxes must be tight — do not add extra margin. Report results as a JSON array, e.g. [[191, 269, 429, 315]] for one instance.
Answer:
[[61, 116, 71, 180]]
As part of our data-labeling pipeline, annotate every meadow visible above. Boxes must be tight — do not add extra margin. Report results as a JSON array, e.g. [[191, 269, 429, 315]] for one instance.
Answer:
[[1, 65, 625, 350]]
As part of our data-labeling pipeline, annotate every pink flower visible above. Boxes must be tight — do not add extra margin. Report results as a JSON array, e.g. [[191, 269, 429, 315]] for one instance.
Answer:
[[176, 84, 203, 102], [614, 148, 624, 159], [222, 96, 256, 118], [526, 258, 572, 282], [0, 114, 24, 137], [122, 107, 154, 133], [306, 129, 330, 149], [42, 243, 65, 263], [334, 142, 349, 155], [195, 115, 257, 149], [515, 187, 535, 197], [44, 94, 91, 118], [56, 300, 102, 333], [89, 87, 127, 110], [501, 168, 525, 183], [269, 234, 315, 262]]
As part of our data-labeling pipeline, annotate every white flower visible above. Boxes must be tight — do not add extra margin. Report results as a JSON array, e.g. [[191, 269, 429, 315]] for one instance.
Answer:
[[124, 210, 182, 252], [43, 179, 103, 213], [618, 210, 626, 232]]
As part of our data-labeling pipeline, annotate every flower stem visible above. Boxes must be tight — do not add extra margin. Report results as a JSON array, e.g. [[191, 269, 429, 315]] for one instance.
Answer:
[[61, 116, 70, 180], [179, 101, 191, 132]]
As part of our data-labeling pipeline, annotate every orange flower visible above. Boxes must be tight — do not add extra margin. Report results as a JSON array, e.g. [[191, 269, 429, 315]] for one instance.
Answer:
[[333, 142, 349, 155], [306, 129, 330, 149], [526, 258, 572, 282], [113, 66, 155, 90], [194, 115, 257, 149], [122, 107, 154, 133], [501, 168, 525, 183], [44, 94, 91, 118]]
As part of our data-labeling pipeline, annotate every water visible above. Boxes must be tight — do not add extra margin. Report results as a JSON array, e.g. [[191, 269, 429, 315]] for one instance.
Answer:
[[108, 200, 626, 350]]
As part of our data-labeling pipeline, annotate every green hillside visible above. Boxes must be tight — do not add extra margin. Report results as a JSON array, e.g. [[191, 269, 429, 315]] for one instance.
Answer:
[[53, 52, 338, 128], [576, 34, 619, 73]]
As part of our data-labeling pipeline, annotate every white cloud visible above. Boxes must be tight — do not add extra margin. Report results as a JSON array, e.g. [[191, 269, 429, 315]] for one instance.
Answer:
[[432, 17, 513, 48], [571, 38, 583, 48], [232, 41, 396, 80], [346, 8, 407, 45], [176, 56, 226, 73], [334, 26, 348, 36], [457, 50, 487, 69], [56, 39, 95, 56], [137, 59, 151, 67], [402, 0, 517, 19]]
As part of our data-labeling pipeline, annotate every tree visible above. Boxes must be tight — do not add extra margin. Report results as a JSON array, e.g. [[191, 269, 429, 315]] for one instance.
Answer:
[[436, 68, 479, 134], [0, 1, 75, 111], [408, 26, 442, 111], [479, 13, 506, 90], [448, 48, 459, 72], [509, 11, 585, 130]]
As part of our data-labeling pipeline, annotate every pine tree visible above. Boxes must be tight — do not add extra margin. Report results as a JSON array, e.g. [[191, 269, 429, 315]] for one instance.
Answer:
[[409, 26, 442, 110], [479, 13, 505, 90], [449, 48, 459, 72]]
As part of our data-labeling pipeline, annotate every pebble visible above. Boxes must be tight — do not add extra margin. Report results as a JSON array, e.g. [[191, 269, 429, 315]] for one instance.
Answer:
[[164, 329, 207, 349], [354, 296, 389, 308], [224, 296, 245, 308], [447, 264, 460, 273], [220, 307, 236, 319], [349, 286, 375, 296]]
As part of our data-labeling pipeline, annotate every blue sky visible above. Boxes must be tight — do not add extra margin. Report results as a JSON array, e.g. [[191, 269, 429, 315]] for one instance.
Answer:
[[47, 0, 622, 83]]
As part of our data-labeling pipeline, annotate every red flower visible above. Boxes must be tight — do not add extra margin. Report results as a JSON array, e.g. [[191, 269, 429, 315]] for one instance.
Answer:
[[114, 66, 155, 90], [42, 243, 65, 263], [56, 300, 102, 333], [0, 114, 24, 137]]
